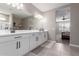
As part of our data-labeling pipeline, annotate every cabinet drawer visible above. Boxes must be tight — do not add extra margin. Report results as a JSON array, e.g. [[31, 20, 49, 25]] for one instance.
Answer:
[[15, 34, 31, 39], [0, 34, 31, 43]]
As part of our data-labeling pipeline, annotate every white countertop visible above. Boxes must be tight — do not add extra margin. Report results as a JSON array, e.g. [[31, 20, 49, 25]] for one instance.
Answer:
[[0, 30, 48, 37]]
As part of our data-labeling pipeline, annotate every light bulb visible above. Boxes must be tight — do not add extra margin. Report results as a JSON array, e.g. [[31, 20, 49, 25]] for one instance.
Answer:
[[20, 3, 23, 8], [6, 3, 11, 5], [6, 3, 23, 10]]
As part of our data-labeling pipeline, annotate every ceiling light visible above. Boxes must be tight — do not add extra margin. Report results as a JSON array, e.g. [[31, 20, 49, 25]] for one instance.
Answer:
[[20, 3, 23, 8], [12, 3, 17, 7], [34, 14, 43, 19]]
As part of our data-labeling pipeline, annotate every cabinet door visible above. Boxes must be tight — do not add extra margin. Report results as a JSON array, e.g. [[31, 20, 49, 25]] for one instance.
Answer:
[[36, 32, 48, 46], [0, 41, 18, 56], [35, 33, 43, 46], [18, 34, 30, 56], [43, 32, 48, 42], [40, 32, 45, 44], [29, 33, 37, 51]]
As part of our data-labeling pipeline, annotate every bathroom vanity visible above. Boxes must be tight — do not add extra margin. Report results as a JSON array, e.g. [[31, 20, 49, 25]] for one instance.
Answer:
[[0, 30, 48, 56]]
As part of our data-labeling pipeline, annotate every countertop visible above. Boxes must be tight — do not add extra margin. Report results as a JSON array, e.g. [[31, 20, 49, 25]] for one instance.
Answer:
[[0, 30, 48, 37]]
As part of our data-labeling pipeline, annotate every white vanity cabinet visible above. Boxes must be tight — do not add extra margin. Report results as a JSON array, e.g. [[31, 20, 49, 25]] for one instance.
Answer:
[[43, 32, 48, 42], [10, 34, 30, 56], [0, 31, 48, 56], [35, 32, 44, 46], [29, 31, 48, 51], [17, 34, 30, 56], [0, 34, 30, 56], [29, 32, 45, 50], [0, 40, 18, 56], [29, 33, 37, 51], [35, 32, 48, 46]]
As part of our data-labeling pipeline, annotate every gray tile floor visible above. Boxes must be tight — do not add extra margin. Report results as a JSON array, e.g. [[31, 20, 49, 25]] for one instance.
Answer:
[[24, 40, 79, 56]]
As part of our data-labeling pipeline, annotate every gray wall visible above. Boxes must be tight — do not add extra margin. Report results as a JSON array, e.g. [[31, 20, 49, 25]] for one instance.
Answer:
[[44, 10, 56, 41], [70, 4, 79, 45]]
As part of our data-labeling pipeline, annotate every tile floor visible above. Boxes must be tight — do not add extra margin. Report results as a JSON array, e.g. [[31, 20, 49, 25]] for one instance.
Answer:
[[24, 40, 79, 56]]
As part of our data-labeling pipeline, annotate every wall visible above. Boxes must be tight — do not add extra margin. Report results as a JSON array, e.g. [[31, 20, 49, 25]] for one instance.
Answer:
[[70, 4, 79, 45], [44, 10, 56, 41]]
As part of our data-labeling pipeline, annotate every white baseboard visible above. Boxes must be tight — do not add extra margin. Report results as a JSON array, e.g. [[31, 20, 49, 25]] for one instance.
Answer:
[[70, 44, 79, 48]]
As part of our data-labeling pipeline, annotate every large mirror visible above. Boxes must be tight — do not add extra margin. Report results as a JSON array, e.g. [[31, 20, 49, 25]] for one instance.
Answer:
[[0, 11, 12, 30], [0, 3, 32, 31]]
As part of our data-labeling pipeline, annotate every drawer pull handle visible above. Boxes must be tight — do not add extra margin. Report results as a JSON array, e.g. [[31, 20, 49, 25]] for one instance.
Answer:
[[16, 42, 18, 49], [19, 41, 20, 48], [36, 37, 39, 41], [15, 36, 22, 39]]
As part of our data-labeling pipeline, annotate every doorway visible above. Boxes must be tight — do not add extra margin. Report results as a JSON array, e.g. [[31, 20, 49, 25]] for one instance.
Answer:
[[55, 7, 70, 45]]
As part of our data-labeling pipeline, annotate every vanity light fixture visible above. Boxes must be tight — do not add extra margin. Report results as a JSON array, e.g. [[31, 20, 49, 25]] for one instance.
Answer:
[[34, 14, 43, 19], [0, 17, 6, 21], [6, 3, 23, 10]]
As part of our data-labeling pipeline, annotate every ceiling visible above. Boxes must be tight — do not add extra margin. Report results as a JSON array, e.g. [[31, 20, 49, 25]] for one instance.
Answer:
[[32, 3, 70, 12]]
